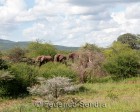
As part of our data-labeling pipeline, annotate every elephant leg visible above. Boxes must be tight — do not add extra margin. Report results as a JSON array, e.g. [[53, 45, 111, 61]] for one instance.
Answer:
[[39, 62, 42, 67], [64, 61, 67, 66]]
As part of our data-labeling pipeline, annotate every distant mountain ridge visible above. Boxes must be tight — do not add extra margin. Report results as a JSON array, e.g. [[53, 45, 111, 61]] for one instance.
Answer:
[[0, 39, 79, 51]]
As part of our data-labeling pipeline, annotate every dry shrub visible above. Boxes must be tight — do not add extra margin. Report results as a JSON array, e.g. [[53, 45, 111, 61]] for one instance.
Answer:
[[72, 49, 107, 83], [8, 47, 25, 62], [27, 77, 82, 100]]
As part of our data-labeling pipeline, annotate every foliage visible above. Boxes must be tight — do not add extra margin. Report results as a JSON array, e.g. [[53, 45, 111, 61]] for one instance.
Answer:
[[103, 42, 140, 79], [38, 62, 76, 80], [72, 45, 106, 83], [28, 76, 82, 111], [27, 41, 57, 58], [9, 63, 38, 87], [8, 47, 26, 62], [27, 77, 82, 100], [0, 58, 8, 70], [81, 43, 102, 52], [117, 33, 140, 49], [1, 77, 140, 112], [0, 51, 2, 58], [0, 52, 8, 70], [103, 42, 130, 58], [57, 50, 71, 55], [0, 71, 15, 81], [0, 71, 16, 96], [0, 63, 38, 97]]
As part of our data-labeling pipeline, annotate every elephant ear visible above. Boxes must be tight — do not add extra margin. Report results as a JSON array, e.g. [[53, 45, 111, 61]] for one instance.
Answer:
[[54, 55, 59, 62], [58, 55, 63, 61], [40, 56, 45, 62], [54, 55, 56, 62], [59, 55, 66, 61]]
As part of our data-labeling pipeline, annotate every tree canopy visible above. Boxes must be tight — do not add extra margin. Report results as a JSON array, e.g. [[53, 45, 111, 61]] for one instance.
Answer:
[[27, 41, 57, 58], [117, 33, 140, 49]]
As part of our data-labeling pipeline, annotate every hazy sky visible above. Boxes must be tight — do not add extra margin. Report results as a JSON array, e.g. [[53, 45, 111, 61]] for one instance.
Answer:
[[0, 0, 140, 47]]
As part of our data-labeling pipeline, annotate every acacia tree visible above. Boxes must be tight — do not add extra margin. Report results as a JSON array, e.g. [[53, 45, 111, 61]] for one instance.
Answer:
[[117, 33, 140, 49]]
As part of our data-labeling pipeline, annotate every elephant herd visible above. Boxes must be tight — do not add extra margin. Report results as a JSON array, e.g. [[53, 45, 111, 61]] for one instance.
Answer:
[[33, 53, 79, 67]]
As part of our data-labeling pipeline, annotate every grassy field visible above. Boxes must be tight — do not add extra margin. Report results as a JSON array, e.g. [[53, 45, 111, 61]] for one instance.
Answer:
[[0, 77, 140, 112]]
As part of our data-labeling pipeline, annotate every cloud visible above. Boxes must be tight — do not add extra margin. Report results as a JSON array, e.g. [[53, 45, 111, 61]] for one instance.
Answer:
[[68, 0, 140, 6], [0, 0, 140, 47], [125, 3, 140, 19], [0, 0, 26, 40], [0, 0, 26, 23]]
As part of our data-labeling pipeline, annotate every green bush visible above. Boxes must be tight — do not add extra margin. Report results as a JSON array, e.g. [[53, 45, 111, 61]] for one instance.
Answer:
[[9, 63, 38, 87], [27, 41, 57, 58], [0, 51, 8, 70], [104, 42, 140, 79], [0, 63, 38, 97], [38, 62, 76, 80], [0, 71, 13, 96], [0, 58, 8, 70], [81, 43, 102, 52]]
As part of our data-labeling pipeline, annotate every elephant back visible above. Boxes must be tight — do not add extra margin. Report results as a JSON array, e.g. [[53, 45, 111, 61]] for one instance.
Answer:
[[36, 56, 43, 62]]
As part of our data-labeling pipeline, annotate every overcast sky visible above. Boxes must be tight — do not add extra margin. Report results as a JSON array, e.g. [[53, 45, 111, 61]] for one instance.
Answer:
[[0, 0, 140, 47]]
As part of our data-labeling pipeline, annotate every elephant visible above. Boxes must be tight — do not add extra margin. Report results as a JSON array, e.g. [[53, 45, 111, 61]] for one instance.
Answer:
[[36, 55, 53, 66], [54, 54, 67, 64], [68, 52, 79, 62], [35, 55, 43, 65]]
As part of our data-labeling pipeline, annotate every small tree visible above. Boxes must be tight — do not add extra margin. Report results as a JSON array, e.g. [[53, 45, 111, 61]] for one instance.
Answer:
[[104, 42, 140, 79], [72, 43, 106, 83], [117, 33, 140, 49], [8, 47, 25, 62], [28, 77, 81, 100], [81, 43, 102, 52], [27, 41, 56, 58]]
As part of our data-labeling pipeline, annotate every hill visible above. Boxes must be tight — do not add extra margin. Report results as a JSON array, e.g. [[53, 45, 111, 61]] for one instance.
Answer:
[[0, 39, 79, 51]]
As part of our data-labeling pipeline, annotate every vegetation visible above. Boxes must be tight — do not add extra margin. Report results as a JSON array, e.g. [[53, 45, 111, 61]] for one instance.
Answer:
[[28, 77, 81, 99], [117, 33, 140, 49], [0, 33, 140, 112], [81, 43, 102, 52], [103, 42, 140, 79], [38, 62, 76, 80], [72, 44, 106, 83], [8, 47, 26, 62], [0, 58, 8, 70], [0, 77, 140, 112], [0, 63, 38, 97], [27, 41, 57, 58]]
